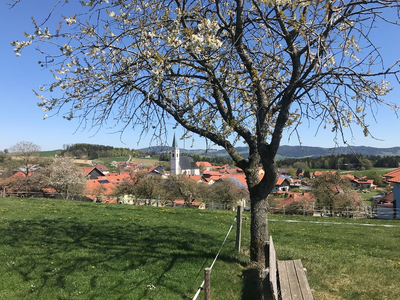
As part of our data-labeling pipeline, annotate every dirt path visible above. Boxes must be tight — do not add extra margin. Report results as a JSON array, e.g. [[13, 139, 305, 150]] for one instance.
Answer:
[[74, 159, 93, 165], [269, 218, 399, 227]]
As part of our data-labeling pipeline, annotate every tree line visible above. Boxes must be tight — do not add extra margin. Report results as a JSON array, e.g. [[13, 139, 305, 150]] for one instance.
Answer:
[[277, 154, 400, 170], [61, 143, 143, 160], [115, 172, 247, 209]]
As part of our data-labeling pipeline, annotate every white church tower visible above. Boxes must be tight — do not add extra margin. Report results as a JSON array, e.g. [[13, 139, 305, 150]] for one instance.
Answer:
[[170, 134, 181, 175]]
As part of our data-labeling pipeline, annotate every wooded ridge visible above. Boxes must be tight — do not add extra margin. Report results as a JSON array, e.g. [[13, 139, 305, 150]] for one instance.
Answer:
[[140, 145, 400, 159]]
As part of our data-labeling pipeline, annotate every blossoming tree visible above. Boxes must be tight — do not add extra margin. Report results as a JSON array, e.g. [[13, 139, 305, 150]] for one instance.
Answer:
[[12, 0, 400, 264]]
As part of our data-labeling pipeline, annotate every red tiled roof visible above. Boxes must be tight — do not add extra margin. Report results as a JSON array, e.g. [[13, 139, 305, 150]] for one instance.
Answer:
[[93, 163, 109, 171], [196, 161, 212, 167], [170, 199, 202, 207], [383, 168, 400, 178], [276, 177, 289, 186], [274, 192, 315, 209], [203, 170, 223, 177], [10, 171, 33, 179], [382, 192, 394, 202], [388, 175, 400, 184], [42, 187, 57, 193], [223, 173, 248, 187], [352, 178, 374, 184], [377, 203, 393, 208], [84, 172, 134, 199], [343, 174, 355, 180], [148, 166, 158, 172], [186, 175, 203, 182], [80, 166, 95, 176], [103, 199, 118, 204]]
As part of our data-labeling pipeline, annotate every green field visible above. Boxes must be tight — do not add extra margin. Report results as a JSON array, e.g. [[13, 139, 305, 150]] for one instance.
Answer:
[[39, 150, 62, 157], [269, 214, 400, 300], [346, 168, 396, 178], [0, 198, 250, 300], [93, 156, 168, 167], [0, 198, 399, 299]]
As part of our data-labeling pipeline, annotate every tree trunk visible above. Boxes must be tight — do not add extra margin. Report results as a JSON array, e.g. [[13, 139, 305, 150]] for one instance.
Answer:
[[250, 192, 269, 265], [245, 158, 277, 266]]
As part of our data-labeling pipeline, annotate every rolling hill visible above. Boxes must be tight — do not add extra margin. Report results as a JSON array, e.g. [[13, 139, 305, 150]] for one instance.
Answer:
[[140, 145, 400, 159]]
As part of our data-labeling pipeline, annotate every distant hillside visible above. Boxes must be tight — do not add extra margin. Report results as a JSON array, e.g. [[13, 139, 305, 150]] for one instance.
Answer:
[[141, 145, 400, 159]]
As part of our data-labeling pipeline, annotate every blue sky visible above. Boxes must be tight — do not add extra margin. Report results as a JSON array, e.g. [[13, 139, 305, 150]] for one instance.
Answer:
[[1, 1, 399, 151]]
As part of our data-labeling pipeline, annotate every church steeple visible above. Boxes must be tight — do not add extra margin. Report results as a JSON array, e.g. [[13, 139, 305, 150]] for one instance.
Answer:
[[170, 133, 181, 175], [172, 133, 178, 149]]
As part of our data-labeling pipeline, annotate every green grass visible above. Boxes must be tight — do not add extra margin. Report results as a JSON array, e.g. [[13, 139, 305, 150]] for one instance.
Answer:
[[269, 214, 400, 300], [0, 198, 251, 300], [39, 150, 62, 157], [349, 167, 397, 177], [1, 198, 399, 300], [94, 156, 167, 167]]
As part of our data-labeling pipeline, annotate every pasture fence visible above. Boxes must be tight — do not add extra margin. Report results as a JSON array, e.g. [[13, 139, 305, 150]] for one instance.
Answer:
[[192, 206, 244, 300]]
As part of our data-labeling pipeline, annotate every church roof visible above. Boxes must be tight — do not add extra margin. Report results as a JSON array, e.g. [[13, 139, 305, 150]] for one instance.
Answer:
[[180, 156, 200, 170], [172, 134, 178, 148]]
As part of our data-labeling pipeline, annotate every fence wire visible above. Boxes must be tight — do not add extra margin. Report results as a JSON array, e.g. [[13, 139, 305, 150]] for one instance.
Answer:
[[192, 217, 237, 300]]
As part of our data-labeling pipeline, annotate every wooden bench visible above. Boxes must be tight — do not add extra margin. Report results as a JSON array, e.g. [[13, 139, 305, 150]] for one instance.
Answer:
[[266, 236, 313, 300]]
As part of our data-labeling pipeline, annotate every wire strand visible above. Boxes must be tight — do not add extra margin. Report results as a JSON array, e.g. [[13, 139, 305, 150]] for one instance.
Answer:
[[192, 217, 237, 300]]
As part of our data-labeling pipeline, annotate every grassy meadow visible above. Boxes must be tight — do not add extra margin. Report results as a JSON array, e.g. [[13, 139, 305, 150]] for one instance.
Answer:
[[0, 198, 399, 299], [80, 156, 168, 167], [0, 198, 251, 300], [269, 214, 400, 300]]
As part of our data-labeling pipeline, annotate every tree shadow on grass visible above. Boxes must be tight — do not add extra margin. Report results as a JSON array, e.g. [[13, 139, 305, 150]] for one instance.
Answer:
[[241, 266, 261, 300], [0, 217, 241, 299]]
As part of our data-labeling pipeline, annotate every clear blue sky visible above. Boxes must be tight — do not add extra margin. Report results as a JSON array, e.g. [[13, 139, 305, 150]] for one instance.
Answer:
[[1, 1, 399, 151]]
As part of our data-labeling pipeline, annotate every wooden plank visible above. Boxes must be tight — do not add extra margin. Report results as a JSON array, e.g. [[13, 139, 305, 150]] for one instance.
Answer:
[[293, 260, 314, 300], [269, 236, 278, 300], [277, 260, 291, 300], [284, 260, 302, 300]]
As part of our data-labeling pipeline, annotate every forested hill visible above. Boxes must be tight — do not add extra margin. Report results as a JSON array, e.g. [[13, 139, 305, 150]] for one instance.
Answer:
[[141, 145, 400, 159], [276, 145, 400, 158], [61, 143, 142, 159]]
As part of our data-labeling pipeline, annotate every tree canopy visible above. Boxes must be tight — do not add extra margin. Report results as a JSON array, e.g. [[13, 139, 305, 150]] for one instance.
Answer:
[[9, 141, 42, 177], [42, 156, 87, 199], [311, 171, 363, 214], [12, 0, 400, 264]]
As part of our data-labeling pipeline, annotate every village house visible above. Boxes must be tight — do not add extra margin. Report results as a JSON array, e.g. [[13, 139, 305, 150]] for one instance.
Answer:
[[196, 161, 213, 171], [273, 177, 291, 193], [351, 177, 376, 190], [80, 166, 105, 179], [375, 192, 395, 219], [272, 192, 315, 215], [92, 163, 109, 174], [382, 168, 400, 219]]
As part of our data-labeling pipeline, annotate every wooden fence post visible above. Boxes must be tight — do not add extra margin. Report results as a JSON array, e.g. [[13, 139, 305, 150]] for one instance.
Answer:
[[236, 206, 242, 253], [204, 268, 211, 300]]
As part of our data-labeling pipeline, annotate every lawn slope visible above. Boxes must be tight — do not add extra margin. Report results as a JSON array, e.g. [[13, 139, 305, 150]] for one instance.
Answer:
[[0, 198, 399, 299], [0, 198, 249, 300]]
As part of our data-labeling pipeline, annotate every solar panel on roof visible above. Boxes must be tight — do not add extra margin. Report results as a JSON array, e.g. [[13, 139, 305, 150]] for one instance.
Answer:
[[98, 180, 110, 184]]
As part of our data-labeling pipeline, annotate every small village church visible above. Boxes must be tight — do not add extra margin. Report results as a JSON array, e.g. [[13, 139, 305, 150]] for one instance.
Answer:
[[170, 135, 200, 175]]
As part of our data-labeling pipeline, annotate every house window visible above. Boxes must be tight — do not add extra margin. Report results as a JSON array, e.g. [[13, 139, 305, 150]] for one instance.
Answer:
[[172, 154, 174, 157]]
